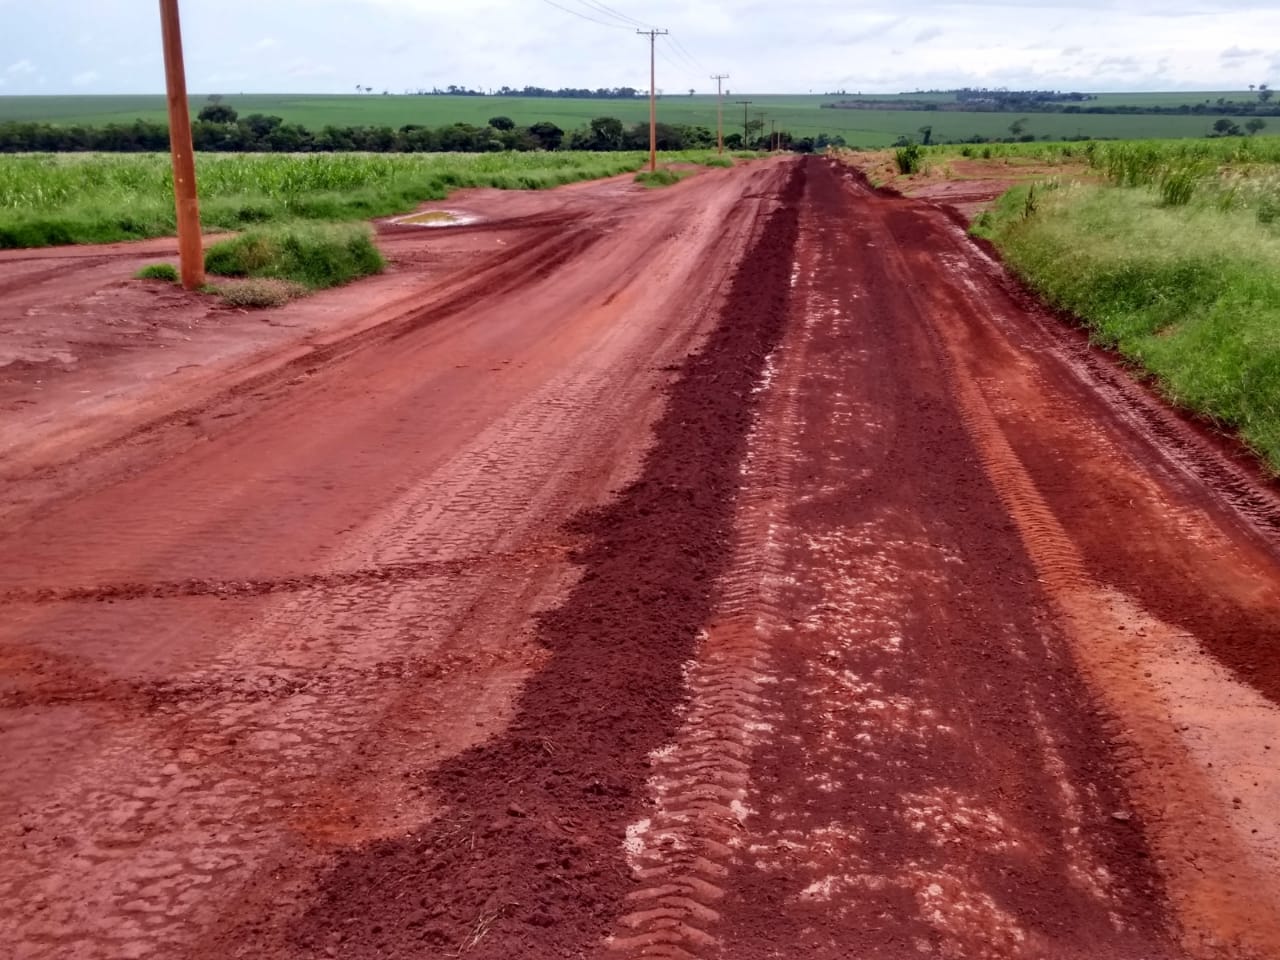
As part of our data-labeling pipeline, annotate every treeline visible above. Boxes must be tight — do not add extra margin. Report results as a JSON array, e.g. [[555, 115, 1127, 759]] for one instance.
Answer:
[[954, 88, 1094, 104], [0, 107, 810, 154], [408, 85, 643, 99], [826, 93, 1280, 118]]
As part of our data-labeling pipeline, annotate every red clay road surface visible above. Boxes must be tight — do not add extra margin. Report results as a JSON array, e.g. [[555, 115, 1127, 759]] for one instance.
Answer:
[[2, 157, 1279, 960]]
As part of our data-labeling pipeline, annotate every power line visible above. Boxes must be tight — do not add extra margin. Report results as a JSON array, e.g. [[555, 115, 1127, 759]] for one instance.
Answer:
[[668, 35, 705, 72], [661, 36, 701, 75], [574, 0, 649, 28], [538, 0, 633, 31], [656, 44, 691, 79]]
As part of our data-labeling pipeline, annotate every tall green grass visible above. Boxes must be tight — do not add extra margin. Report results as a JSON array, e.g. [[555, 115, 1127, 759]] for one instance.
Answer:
[[975, 177, 1280, 468], [0, 150, 742, 249], [204, 222, 384, 289]]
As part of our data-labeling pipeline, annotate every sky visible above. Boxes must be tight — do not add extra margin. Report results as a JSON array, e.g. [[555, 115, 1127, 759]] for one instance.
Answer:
[[1, 0, 1277, 96]]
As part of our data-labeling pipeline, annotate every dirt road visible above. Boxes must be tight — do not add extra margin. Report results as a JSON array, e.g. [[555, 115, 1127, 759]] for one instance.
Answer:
[[2, 157, 1279, 960]]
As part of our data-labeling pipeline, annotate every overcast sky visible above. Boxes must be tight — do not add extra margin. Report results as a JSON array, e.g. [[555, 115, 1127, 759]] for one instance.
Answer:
[[1, 0, 1277, 96]]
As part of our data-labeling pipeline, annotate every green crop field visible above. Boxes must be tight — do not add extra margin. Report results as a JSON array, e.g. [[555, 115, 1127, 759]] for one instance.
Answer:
[[0, 92, 1267, 147], [0, 149, 739, 249]]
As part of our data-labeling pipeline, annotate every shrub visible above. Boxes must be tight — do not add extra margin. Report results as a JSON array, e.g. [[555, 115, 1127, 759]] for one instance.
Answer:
[[1258, 195, 1280, 225], [204, 222, 384, 289], [895, 143, 923, 175], [701, 156, 734, 168], [135, 262, 179, 282], [1159, 164, 1203, 206]]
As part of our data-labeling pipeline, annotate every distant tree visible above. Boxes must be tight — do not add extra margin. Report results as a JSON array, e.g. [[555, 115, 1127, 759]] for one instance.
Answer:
[[197, 103, 238, 124], [527, 121, 564, 150], [918, 124, 933, 146], [207, 93, 223, 104], [586, 116, 624, 150], [1008, 117, 1028, 137], [241, 113, 283, 139], [1245, 117, 1267, 135], [1261, 83, 1274, 103], [689, 88, 695, 97], [488, 116, 515, 131], [1213, 117, 1242, 136]]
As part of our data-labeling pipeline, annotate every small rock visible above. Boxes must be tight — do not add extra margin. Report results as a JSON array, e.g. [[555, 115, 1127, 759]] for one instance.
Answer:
[[1111, 811, 1132, 822]]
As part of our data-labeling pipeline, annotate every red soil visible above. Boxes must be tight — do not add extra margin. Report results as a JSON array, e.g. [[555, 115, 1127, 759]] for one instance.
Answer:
[[2, 157, 1278, 960]]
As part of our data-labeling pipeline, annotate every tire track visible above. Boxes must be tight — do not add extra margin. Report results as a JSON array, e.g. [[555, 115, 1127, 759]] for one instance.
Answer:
[[609, 345, 797, 959], [878, 186, 1280, 958], [281, 161, 804, 960]]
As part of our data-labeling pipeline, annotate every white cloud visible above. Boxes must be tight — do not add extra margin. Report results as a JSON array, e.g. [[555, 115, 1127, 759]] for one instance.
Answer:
[[71, 70, 100, 87], [3, 0, 1280, 95]]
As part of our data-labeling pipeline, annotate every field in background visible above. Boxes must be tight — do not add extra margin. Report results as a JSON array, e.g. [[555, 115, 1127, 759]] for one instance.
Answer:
[[0, 149, 736, 248], [0, 92, 1268, 147]]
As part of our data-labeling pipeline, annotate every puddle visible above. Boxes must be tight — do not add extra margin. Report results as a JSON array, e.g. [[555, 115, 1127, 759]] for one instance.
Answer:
[[393, 210, 480, 228]]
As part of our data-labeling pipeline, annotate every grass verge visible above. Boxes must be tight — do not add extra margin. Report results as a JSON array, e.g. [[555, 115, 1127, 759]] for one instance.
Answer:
[[974, 178, 1280, 469]]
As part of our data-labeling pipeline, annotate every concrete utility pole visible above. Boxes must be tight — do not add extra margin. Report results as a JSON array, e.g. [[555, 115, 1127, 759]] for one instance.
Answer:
[[735, 100, 753, 146], [711, 74, 729, 154], [638, 28, 669, 173], [158, 0, 204, 290]]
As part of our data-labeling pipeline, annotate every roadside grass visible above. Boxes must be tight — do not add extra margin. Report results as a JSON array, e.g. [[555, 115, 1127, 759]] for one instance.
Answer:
[[204, 222, 384, 291], [0, 150, 749, 250], [135, 262, 178, 282], [634, 168, 690, 187], [974, 177, 1280, 468]]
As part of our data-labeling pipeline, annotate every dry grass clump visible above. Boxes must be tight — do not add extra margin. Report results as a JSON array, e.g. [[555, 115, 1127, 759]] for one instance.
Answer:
[[213, 277, 307, 308]]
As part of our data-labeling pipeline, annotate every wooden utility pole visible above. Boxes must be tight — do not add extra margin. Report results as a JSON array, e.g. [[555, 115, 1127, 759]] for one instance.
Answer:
[[638, 28, 669, 173], [735, 100, 753, 146], [711, 74, 729, 154], [770, 118, 777, 151], [158, 0, 204, 290]]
